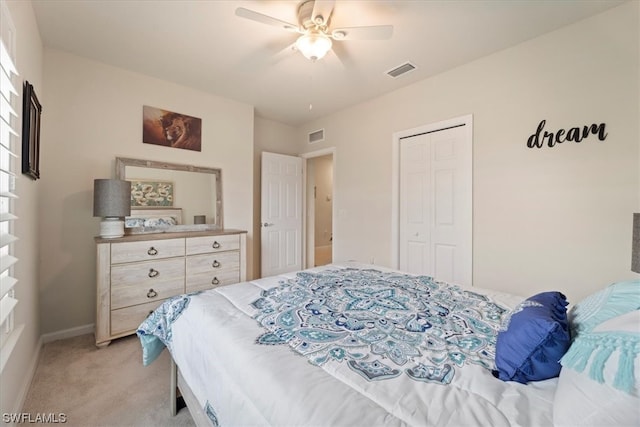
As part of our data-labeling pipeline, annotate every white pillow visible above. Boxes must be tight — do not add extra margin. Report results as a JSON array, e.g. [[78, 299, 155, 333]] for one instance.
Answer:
[[553, 310, 640, 427]]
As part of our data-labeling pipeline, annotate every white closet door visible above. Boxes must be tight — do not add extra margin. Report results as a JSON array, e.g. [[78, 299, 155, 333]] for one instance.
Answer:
[[399, 124, 472, 286], [400, 135, 430, 275]]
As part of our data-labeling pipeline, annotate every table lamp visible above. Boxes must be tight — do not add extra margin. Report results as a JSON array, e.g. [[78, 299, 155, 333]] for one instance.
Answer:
[[93, 179, 131, 238]]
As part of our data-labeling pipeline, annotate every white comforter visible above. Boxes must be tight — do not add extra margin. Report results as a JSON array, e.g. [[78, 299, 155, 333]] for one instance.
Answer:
[[139, 263, 557, 427]]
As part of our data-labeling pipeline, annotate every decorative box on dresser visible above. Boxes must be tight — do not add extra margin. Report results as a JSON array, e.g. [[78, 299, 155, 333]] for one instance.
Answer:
[[95, 229, 247, 347]]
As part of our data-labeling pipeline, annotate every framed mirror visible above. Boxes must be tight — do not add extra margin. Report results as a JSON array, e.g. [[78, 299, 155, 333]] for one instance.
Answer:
[[116, 157, 222, 231]]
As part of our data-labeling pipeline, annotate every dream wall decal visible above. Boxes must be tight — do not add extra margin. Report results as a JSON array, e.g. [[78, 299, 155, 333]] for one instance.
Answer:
[[527, 120, 607, 148]]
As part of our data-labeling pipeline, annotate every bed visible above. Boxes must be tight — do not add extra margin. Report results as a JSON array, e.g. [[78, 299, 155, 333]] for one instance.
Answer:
[[125, 207, 183, 228], [137, 262, 640, 427]]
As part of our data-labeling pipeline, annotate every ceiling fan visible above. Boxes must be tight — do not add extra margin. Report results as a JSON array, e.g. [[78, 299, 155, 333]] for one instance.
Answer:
[[235, 0, 393, 61]]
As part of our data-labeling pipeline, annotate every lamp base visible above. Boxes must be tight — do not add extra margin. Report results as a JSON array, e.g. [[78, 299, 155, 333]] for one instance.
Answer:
[[100, 218, 125, 238]]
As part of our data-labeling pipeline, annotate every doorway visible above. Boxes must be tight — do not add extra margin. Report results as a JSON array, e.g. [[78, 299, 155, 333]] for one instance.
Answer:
[[303, 148, 335, 268]]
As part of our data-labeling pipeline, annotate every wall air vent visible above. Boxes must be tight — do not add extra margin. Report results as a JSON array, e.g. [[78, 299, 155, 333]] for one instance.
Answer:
[[386, 62, 417, 78], [308, 128, 325, 144]]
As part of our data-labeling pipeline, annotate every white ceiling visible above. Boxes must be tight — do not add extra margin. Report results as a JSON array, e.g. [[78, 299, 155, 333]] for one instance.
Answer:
[[32, 0, 623, 126]]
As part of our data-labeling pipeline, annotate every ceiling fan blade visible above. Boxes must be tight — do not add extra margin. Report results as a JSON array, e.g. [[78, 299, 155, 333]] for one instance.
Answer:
[[235, 7, 300, 33], [331, 25, 393, 41], [270, 41, 299, 66], [328, 42, 350, 69], [311, 0, 335, 26]]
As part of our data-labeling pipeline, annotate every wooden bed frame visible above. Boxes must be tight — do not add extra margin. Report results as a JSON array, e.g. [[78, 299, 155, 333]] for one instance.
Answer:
[[170, 359, 210, 426]]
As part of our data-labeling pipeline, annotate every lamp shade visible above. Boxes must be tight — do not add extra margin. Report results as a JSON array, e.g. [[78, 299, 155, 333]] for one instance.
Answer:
[[632, 213, 640, 273], [93, 179, 131, 218], [296, 31, 332, 61]]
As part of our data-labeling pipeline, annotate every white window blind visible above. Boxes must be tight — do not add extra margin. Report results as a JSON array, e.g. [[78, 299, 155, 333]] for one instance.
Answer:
[[0, 1, 22, 373]]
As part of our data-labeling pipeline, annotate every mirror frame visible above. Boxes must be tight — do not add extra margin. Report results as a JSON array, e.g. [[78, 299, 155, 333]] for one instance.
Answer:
[[115, 157, 223, 229]]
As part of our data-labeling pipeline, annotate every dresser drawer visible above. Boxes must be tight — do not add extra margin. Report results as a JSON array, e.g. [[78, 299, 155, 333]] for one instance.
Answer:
[[111, 258, 185, 309], [111, 300, 165, 335], [186, 251, 239, 274], [186, 269, 240, 292], [111, 238, 185, 264], [186, 234, 240, 255], [186, 251, 239, 291]]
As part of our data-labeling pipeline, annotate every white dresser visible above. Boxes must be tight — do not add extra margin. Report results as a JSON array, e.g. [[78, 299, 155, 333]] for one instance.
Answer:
[[95, 229, 247, 347]]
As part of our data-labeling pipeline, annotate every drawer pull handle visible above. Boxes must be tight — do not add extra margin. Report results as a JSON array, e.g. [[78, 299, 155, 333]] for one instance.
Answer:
[[147, 247, 158, 256], [212, 260, 221, 268], [148, 268, 159, 278], [212, 241, 221, 249], [147, 289, 158, 298], [211, 277, 220, 285]]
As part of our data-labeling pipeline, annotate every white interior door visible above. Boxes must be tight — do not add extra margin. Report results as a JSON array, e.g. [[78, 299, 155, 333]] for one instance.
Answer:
[[399, 123, 472, 286], [261, 152, 303, 277]]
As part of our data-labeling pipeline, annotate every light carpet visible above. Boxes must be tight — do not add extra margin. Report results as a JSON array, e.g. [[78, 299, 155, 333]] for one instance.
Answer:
[[22, 333, 195, 427]]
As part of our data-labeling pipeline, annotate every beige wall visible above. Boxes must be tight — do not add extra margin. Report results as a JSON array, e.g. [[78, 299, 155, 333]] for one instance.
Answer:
[[39, 50, 254, 335], [252, 116, 298, 278], [294, 1, 640, 304], [1, 0, 43, 415]]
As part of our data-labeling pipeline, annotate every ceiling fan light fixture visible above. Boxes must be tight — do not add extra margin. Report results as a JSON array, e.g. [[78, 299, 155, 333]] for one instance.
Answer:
[[295, 31, 332, 61]]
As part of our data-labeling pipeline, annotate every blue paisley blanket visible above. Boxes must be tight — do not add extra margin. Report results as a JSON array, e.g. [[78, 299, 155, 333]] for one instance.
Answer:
[[137, 263, 557, 427], [251, 268, 508, 384]]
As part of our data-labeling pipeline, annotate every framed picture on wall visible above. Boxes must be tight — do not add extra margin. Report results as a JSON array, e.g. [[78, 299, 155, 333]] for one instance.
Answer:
[[21, 81, 42, 180], [142, 105, 202, 152]]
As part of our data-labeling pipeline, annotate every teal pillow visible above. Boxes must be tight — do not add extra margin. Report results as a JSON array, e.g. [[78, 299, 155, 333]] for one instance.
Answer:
[[569, 281, 640, 338], [561, 280, 640, 394], [493, 292, 570, 383], [561, 310, 640, 394]]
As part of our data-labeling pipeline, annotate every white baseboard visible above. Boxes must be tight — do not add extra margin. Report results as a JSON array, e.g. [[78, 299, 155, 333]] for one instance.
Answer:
[[41, 323, 95, 343], [13, 335, 43, 418]]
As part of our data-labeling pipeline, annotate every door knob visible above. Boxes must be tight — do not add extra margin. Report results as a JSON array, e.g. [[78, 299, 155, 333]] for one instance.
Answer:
[[262, 222, 274, 227]]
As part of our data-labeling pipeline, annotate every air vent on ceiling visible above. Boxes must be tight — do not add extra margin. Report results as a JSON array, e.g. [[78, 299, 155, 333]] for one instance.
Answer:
[[386, 62, 417, 78], [308, 128, 325, 144]]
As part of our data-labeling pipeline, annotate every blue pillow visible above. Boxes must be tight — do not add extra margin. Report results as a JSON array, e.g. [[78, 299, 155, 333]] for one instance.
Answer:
[[493, 291, 570, 384]]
